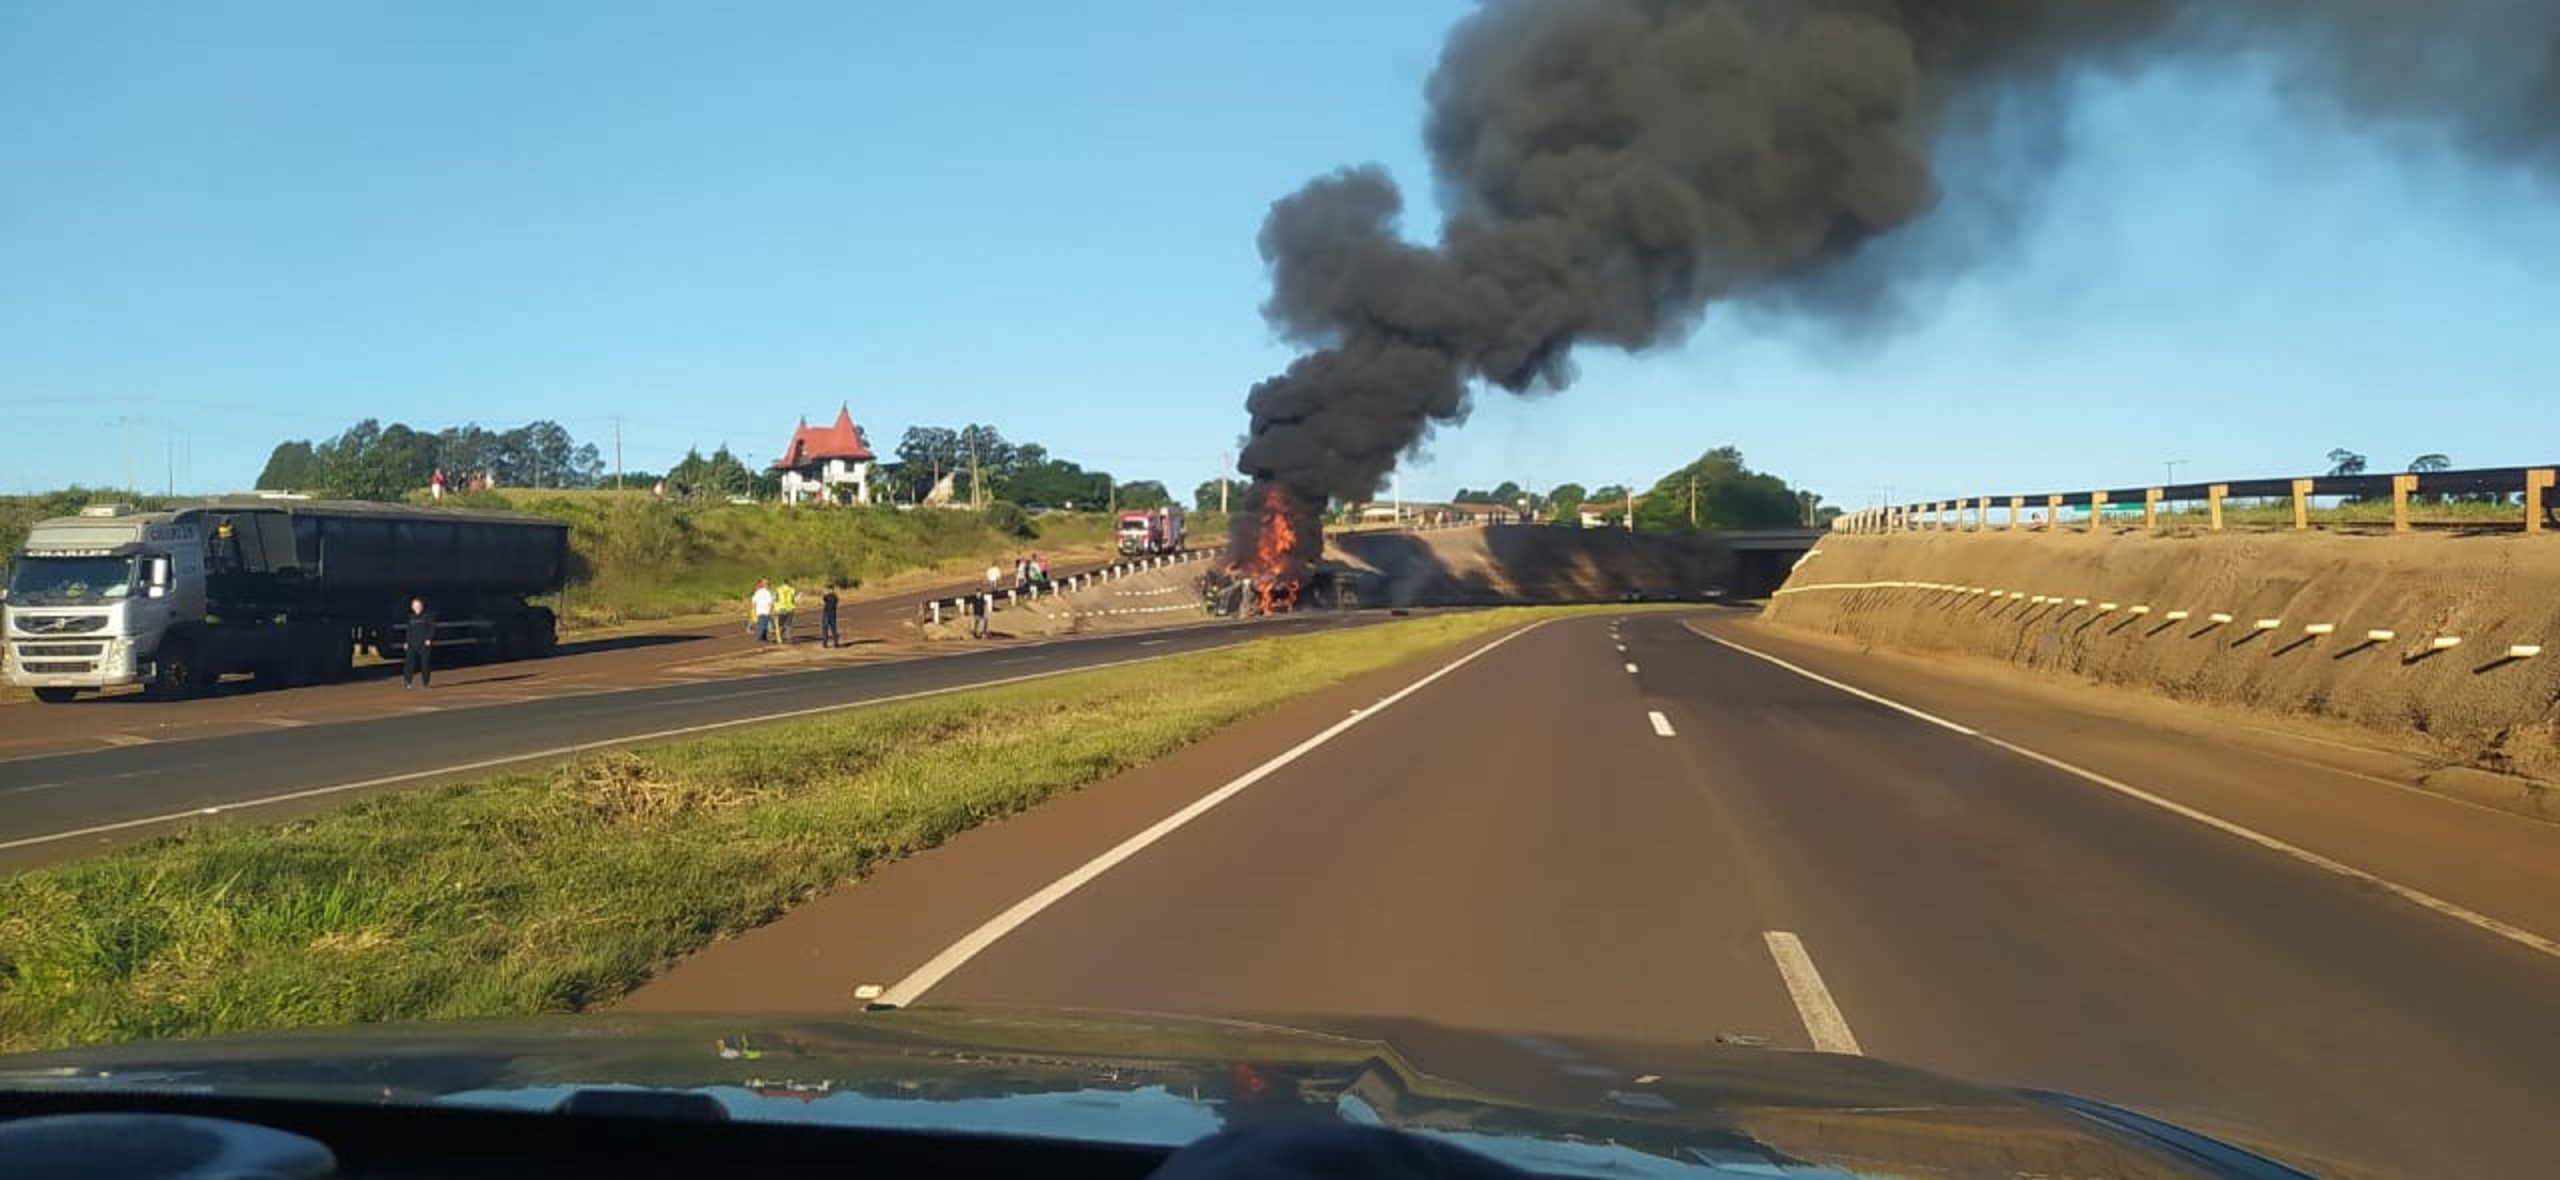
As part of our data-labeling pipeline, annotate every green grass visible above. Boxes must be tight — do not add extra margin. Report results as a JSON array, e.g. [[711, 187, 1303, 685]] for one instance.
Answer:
[[0, 608, 1586, 1053], [459, 491, 1117, 627]]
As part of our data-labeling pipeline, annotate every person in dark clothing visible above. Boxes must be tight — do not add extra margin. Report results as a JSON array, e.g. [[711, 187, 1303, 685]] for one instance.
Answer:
[[401, 597, 435, 688], [819, 587, 841, 648]]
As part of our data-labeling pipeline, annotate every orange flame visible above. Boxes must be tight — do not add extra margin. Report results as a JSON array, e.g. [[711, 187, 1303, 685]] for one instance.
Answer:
[[1246, 484, 1305, 615]]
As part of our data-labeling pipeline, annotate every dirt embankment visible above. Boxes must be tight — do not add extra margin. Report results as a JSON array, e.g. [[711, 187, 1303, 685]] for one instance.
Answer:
[[1330, 525, 1733, 606], [1763, 531, 2560, 780]]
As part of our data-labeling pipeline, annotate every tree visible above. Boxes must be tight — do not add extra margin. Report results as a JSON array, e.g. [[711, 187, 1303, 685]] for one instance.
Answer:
[[1115, 480, 1174, 510], [309, 419, 421, 501], [999, 457, 1111, 508], [254, 440, 318, 490], [1452, 480, 1527, 506], [667, 444, 762, 499], [2408, 453, 2451, 472], [2326, 448, 2368, 477], [895, 426, 961, 501], [1631, 447, 1804, 534], [1194, 478, 1245, 513], [1545, 482, 1588, 523], [1795, 489, 1829, 527]]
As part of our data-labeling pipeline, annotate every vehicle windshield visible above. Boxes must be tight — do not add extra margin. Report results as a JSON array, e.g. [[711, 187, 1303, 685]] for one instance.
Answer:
[[5, 3, 2558, 1179], [5, 555, 135, 605]]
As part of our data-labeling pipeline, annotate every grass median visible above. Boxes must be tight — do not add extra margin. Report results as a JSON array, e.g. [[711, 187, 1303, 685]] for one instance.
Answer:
[[0, 607, 1595, 1053]]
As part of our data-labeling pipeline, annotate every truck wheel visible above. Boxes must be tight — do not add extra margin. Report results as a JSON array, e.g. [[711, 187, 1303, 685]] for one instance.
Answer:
[[147, 640, 211, 699], [32, 687, 80, 704]]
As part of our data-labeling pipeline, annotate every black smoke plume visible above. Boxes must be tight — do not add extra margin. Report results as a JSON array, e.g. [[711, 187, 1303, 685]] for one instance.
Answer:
[[1231, 0, 2560, 555]]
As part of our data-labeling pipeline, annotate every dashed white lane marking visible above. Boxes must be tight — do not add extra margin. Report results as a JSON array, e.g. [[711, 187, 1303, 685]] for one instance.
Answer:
[[1647, 710, 1675, 737], [1625, 663, 1640, 674], [1764, 931, 1863, 1054], [1615, 643, 1626, 653], [97, 733, 153, 747], [871, 620, 1557, 1009], [254, 717, 313, 728], [1139, 639, 1170, 646], [1697, 627, 2560, 963]]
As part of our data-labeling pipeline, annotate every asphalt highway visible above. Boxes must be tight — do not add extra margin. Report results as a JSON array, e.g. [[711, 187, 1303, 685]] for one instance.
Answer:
[[0, 609, 1387, 869], [634, 610, 2560, 1177]]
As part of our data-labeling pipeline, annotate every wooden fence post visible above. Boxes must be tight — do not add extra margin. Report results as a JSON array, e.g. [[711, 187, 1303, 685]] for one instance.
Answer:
[[2088, 491, 2107, 534], [2392, 473, 2417, 533], [2291, 479, 2313, 530], [2208, 484, 2227, 531], [2528, 469, 2555, 534]]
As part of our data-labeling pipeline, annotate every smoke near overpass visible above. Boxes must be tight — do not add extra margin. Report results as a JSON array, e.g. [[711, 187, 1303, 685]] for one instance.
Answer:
[[1232, 0, 2560, 524]]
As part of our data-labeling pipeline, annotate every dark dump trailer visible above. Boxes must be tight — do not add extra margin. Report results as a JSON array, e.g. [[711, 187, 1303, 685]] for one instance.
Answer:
[[5, 497, 570, 700]]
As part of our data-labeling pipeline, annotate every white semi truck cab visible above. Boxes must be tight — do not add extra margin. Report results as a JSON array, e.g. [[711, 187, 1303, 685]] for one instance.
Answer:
[[2, 506, 205, 701]]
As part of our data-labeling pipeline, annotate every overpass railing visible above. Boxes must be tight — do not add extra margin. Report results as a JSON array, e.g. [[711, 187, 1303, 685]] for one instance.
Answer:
[[1835, 464, 2560, 536]]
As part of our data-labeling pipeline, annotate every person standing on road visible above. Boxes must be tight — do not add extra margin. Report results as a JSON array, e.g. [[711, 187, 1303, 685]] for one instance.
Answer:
[[402, 597, 436, 688], [819, 585, 841, 648], [776, 579, 799, 644], [750, 579, 775, 644]]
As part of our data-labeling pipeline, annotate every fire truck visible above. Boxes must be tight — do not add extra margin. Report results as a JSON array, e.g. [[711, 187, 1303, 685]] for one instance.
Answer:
[[1116, 507, 1185, 556]]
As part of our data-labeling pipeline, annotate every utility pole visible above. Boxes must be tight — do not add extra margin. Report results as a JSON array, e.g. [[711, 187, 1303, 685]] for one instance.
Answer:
[[614, 416, 626, 490], [1688, 474, 1698, 529], [1625, 483, 1634, 532], [165, 439, 175, 497], [1220, 451, 1231, 514], [968, 431, 983, 509], [2163, 459, 2186, 486]]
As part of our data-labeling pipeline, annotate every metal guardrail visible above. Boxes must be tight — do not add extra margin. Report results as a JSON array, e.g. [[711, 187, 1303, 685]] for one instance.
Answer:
[[918, 547, 1223, 625], [1836, 465, 2560, 536]]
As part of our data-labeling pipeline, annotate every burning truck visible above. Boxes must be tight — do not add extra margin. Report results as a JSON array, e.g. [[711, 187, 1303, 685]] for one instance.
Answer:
[[1204, 483, 1351, 617]]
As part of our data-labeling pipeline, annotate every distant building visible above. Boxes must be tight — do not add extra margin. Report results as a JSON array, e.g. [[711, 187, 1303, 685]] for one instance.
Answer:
[[1448, 502, 1519, 524], [770, 405, 877, 505], [1580, 493, 1641, 529]]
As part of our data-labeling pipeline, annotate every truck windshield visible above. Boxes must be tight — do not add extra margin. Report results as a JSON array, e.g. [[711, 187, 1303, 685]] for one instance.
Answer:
[[5, 555, 137, 605]]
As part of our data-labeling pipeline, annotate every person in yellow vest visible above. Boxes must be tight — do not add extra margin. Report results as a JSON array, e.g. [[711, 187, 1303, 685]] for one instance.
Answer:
[[775, 580, 798, 644]]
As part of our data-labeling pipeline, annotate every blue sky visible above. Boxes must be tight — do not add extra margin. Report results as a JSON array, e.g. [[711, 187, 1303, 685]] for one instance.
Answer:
[[3, 2, 2554, 507]]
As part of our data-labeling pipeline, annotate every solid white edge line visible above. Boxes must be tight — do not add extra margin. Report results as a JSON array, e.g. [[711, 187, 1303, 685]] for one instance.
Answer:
[[1647, 710, 1675, 737], [1695, 626, 2560, 963], [871, 619, 1557, 1008], [1763, 931, 1863, 1055], [0, 646, 1230, 854]]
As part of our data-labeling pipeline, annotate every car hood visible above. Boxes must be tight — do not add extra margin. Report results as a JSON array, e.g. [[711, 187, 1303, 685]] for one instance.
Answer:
[[0, 1007, 2305, 1178]]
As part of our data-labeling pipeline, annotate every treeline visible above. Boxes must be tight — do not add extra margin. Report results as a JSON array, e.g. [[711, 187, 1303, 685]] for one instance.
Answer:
[[1451, 447, 1834, 531], [253, 416, 1193, 511], [257, 420, 606, 500], [881, 424, 1174, 511]]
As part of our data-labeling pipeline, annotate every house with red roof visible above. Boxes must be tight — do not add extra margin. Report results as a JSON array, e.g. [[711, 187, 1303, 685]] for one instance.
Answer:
[[770, 404, 878, 505]]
